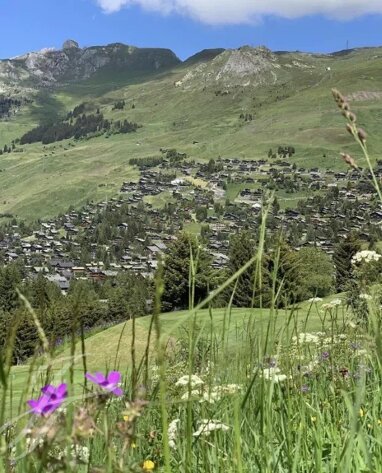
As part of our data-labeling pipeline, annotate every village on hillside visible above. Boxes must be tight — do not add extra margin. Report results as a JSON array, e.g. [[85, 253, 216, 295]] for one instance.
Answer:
[[1, 154, 382, 293]]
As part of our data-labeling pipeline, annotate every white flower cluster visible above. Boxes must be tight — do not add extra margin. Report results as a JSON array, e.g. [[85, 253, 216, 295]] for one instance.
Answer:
[[168, 419, 180, 449], [70, 445, 90, 464], [175, 375, 204, 388], [322, 299, 343, 310], [261, 367, 288, 383], [180, 383, 242, 403], [193, 420, 230, 437], [360, 293, 372, 301], [200, 384, 242, 404], [352, 250, 381, 265], [308, 297, 323, 303], [292, 332, 320, 344]]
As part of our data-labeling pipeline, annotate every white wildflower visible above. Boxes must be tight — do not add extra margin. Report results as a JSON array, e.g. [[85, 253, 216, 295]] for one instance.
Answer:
[[71, 445, 90, 463], [308, 297, 323, 303], [200, 384, 242, 404], [261, 367, 288, 383], [360, 293, 372, 301], [193, 420, 230, 437], [175, 374, 204, 388], [352, 250, 381, 265], [330, 299, 342, 306], [181, 390, 200, 401], [168, 419, 180, 449], [355, 349, 368, 357], [292, 333, 320, 344], [322, 299, 342, 310]]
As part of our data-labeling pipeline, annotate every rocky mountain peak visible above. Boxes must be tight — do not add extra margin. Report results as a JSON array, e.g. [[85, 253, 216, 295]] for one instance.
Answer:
[[63, 40, 80, 50]]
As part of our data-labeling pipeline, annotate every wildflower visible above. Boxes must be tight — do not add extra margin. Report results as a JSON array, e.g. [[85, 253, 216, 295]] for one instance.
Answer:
[[71, 444, 90, 463], [261, 367, 288, 383], [308, 297, 323, 303], [359, 408, 365, 418], [292, 333, 320, 344], [339, 368, 350, 379], [352, 250, 381, 265], [311, 416, 317, 423], [354, 349, 368, 357], [27, 384, 67, 416], [193, 420, 230, 437], [360, 293, 372, 301], [377, 419, 382, 426], [85, 371, 123, 396], [73, 407, 97, 439], [175, 375, 204, 389], [200, 384, 242, 403], [143, 460, 155, 471], [321, 351, 330, 361], [263, 356, 277, 368], [330, 299, 342, 306], [181, 389, 200, 401], [168, 419, 180, 449]]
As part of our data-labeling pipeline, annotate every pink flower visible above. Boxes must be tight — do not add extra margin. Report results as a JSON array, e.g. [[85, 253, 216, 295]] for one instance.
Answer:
[[85, 371, 123, 396], [27, 384, 67, 416]]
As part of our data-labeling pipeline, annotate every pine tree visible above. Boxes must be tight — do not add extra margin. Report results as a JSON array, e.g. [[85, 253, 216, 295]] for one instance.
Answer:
[[161, 233, 212, 312], [333, 234, 362, 292], [228, 230, 256, 307]]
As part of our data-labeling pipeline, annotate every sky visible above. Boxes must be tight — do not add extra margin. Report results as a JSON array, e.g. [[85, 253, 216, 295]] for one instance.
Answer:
[[0, 0, 381, 60]]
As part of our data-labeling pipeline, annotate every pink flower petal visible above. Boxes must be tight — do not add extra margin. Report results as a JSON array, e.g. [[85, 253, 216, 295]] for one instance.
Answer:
[[107, 371, 121, 384], [85, 373, 100, 384], [41, 385, 55, 395], [111, 387, 123, 397]]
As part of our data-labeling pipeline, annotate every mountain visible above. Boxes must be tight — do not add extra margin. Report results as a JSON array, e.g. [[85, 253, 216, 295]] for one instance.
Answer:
[[0, 41, 180, 91], [1, 42, 382, 220]]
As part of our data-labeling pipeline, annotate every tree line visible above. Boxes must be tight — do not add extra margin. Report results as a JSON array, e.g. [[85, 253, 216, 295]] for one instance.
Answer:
[[20, 112, 140, 145]]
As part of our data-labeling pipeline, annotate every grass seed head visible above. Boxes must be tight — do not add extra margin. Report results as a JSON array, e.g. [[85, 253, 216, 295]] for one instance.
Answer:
[[341, 153, 358, 169], [358, 128, 367, 144], [346, 123, 355, 136]]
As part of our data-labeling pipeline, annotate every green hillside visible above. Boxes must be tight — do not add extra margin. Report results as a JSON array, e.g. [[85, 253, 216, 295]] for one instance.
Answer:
[[1, 45, 382, 219], [5, 298, 342, 419]]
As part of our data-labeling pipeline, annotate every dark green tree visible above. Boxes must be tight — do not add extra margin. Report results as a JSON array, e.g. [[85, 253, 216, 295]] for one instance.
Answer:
[[228, 230, 256, 307], [161, 233, 212, 312], [333, 234, 362, 292]]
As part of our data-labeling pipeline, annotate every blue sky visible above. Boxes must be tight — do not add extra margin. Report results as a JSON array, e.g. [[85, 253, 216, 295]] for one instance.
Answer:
[[1, 0, 381, 60]]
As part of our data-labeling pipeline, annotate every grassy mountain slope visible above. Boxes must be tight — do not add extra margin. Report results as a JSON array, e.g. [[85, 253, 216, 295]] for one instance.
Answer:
[[7, 302, 328, 417], [1, 45, 382, 219]]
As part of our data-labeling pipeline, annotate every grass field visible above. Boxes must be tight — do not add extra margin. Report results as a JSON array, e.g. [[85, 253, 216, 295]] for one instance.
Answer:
[[3, 291, 379, 472], [4, 297, 339, 420]]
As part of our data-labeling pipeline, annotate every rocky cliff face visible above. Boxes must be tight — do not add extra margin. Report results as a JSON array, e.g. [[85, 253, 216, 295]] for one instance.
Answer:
[[0, 41, 181, 90], [176, 46, 285, 89]]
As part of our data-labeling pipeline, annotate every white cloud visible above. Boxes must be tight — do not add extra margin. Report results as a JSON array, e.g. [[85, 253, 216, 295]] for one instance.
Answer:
[[96, 0, 382, 24]]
